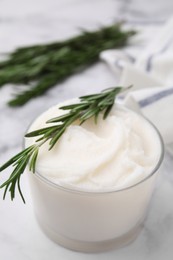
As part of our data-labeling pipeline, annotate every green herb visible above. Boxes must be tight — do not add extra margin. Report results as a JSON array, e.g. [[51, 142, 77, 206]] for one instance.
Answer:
[[0, 86, 124, 203], [0, 24, 135, 106]]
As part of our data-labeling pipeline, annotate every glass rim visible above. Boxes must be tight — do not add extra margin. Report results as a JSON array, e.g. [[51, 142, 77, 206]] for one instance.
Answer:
[[25, 104, 164, 196]]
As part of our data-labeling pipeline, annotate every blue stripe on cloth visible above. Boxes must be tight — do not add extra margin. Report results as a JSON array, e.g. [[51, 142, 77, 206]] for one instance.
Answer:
[[114, 53, 135, 70], [139, 87, 173, 108]]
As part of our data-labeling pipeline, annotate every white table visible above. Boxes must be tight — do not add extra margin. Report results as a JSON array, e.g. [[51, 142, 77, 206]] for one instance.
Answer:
[[0, 1, 173, 259]]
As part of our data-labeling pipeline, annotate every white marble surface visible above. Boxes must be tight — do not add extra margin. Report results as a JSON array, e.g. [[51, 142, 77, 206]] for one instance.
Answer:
[[0, 0, 173, 259]]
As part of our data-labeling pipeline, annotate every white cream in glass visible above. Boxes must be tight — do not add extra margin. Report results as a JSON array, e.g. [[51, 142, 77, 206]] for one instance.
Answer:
[[25, 100, 164, 253]]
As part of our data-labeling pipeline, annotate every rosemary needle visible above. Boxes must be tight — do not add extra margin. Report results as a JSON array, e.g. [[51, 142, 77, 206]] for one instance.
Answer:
[[0, 86, 124, 203]]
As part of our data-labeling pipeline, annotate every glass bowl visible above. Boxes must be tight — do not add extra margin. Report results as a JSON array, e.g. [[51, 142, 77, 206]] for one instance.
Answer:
[[26, 105, 164, 253]]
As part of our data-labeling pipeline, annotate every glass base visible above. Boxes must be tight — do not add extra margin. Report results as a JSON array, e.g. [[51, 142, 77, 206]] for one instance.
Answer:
[[36, 217, 143, 253]]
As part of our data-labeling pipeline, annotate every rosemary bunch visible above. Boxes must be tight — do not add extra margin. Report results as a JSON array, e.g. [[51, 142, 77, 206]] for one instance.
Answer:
[[0, 25, 135, 106], [0, 86, 123, 203]]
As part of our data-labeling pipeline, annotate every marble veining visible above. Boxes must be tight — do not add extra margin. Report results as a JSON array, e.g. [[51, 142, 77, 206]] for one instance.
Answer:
[[0, 0, 173, 259]]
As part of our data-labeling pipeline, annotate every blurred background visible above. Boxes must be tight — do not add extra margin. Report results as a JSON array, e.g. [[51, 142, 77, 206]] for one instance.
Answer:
[[0, 1, 173, 260]]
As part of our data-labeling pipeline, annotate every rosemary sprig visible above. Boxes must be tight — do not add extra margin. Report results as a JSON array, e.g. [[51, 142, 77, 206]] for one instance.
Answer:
[[0, 24, 135, 106], [0, 86, 123, 203]]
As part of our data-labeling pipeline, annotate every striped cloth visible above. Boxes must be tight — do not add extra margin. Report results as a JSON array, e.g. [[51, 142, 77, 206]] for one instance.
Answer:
[[100, 18, 173, 151]]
